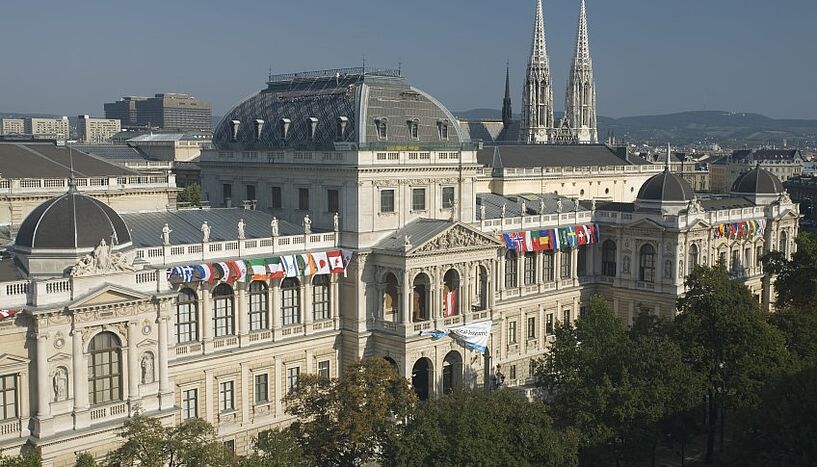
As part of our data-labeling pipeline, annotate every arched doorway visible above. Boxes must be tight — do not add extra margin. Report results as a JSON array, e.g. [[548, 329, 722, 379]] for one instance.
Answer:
[[442, 351, 463, 394], [476, 265, 488, 311], [411, 358, 433, 401]]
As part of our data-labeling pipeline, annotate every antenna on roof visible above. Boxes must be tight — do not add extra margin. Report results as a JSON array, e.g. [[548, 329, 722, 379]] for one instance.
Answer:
[[665, 142, 671, 171], [268, 65, 272, 82], [397, 58, 402, 77], [68, 143, 77, 192], [362, 54, 366, 73]]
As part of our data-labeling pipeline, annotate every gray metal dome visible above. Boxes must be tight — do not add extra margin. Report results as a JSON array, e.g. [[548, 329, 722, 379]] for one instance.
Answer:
[[16, 190, 131, 250], [731, 166, 783, 195], [636, 169, 695, 203], [213, 67, 466, 150]]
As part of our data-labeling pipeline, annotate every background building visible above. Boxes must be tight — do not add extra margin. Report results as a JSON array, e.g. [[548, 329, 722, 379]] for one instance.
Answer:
[[104, 96, 146, 128], [0, 118, 24, 135], [126, 131, 211, 162], [105, 94, 212, 132], [77, 115, 121, 143], [710, 148, 803, 192], [24, 117, 69, 141]]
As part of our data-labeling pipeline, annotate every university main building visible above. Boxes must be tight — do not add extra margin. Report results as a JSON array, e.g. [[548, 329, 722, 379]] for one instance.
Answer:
[[0, 1, 800, 464]]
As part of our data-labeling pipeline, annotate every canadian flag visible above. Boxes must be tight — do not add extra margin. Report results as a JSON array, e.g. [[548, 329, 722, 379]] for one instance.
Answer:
[[327, 250, 344, 273]]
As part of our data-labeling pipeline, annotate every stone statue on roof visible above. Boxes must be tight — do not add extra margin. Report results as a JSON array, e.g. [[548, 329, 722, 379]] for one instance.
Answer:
[[501, 203, 506, 218], [237, 218, 246, 240], [479, 204, 486, 221], [520, 201, 527, 217], [201, 221, 211, 243], [539, 199, 545, 214], [333, 212, 340, 232], [303, 214, 312, 235], [271, 217, 279, 237], [556, 199, 563, 213], [161, 223, 172, 245]]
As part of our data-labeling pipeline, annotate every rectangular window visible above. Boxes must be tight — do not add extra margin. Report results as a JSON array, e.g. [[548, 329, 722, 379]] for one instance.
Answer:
[[327, 189, 339, 214], [282, 288, 300, 326], [523, 252, 537, 285], [756, 246, 763, 267], [0, 375, 17, 420], [213, 298, 234, 337], [313, 281, 330, 321], [442, 187, 455, 208], [182, 388, 197, 420], [222, 183, 232, 203], [298, 188, 309, 211], [219, 381, 234, 413], [318, 360, 330, 380], [287, 367, 300, 393], [380, 189, 395, 213], [543, 252, 554, 282], [271, 186, 282, 209], [509, 365, 517, 380], [246, 184, 256, 201], [563, 309, 572, 325], [508, 321, 517, 344], [254, 374, 269, 404], [546, 313, 554, 334], [223, 440, 235, 455], [560, 251, 572, 279], [412, 188, 426, 211], [249, 289, 268, 331], [176, 300, 198, 344], [527, 316, 536, 339]]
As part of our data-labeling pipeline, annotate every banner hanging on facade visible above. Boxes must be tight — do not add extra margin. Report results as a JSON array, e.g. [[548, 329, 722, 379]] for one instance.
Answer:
[[420, 321, 492, 354]]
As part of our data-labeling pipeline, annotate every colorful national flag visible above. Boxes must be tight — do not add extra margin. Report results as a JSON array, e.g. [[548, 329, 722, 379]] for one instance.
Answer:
[[576, 225, 588, 245], [0, 309, 17, 320], [266, 257, 285, 279], [193, 264, 211, 282], [522, 231, 534, 252], [281, 255, 300, 277], [445, 290, 457, 317], [247, 258, 267, 281], [312, 251, 330, 275], [549, 229, 560, 251], [341, 249, 354, 277], [501, 233, 515, 250], [327, 250, 344, 273], [235, 260, 249, 282]]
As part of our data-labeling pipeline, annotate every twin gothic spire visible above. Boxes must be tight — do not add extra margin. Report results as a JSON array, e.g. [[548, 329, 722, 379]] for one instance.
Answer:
[[519, 0, 597, 144]]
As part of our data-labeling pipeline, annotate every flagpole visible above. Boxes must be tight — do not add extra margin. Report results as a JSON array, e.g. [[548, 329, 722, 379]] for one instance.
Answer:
[[484, 348, 492, 393]]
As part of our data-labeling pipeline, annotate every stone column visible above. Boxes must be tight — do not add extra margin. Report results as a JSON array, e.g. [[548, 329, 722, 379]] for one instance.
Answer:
[[401, 274, 411, 325], [554, 250, 562, 288], [271, 282, 281, 333], [303, 281, 313, 332], [158, 317, 170, 397], [497, 255, 505, 292], [127, 322, 140, 402], [571, 249, 578, 285], [36, 334, 50, 419], [273, 357, 282, 417], [200, 287, 212, 342], [71, 329, 89, 414], [237, 284, 249, 338], [330, 275, 340, 328]]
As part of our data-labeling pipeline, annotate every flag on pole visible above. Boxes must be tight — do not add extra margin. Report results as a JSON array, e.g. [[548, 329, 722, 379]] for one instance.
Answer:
[[0, 309, 17, 320], [247, 258, 267, 281], [445, 290, 457, 317], [341, 249, 354, 277], [312, 251, 330, 275], [281, 255, 300, 277], [327, 250, 344, 273], [266, 257, 285, 279]]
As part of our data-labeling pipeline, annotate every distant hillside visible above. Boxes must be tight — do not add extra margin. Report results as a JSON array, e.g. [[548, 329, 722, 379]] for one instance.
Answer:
[[453, 109, 817, 146]]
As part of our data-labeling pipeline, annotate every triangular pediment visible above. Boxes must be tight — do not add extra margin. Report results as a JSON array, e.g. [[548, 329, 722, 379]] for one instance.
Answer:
[[0, 353, 29, 371], [411, 223, 502, 255], [47, 352, 71, 363], [686, 218, 712, 230], [137, 338, 158, 348], [71, 283, 151, 309], [625, 218, 667, 231]]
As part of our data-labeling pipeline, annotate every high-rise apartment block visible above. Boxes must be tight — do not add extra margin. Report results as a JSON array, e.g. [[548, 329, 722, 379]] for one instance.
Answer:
[[0, 118, 25, 135], [25, 117, 69, 141], [77, 115, 121, 143], [104, 93, 211, 132]]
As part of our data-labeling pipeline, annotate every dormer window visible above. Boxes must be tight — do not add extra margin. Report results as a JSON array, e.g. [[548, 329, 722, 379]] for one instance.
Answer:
[[336, 116, 348, 142], [307, 117, 318, 141], [374, 117, 388, 140], [229, 120, 240, 142], [407, 119, 419, 140], [280, 118, 291, 140], [254, 119, 265, 142], [437, 119, 450, 140]]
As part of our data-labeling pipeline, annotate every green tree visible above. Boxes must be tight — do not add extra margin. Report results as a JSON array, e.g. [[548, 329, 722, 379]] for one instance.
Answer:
[[762, 231, 817, 308], [108, 413, 233, 467], [733, 365, 817, 466], [285, 357, 416, 466], [386, 389, 579, 467], [238, 429, 305, 467], [177, 184, 202, 207], [0, 449, 41, 467], [675, 266, 793, 464], [536, 297, 700, 465], [768, 304, 817, 367], [74, 452, 97, 467]]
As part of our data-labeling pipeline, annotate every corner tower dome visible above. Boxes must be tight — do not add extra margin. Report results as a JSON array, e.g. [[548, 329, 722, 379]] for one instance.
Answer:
[[731, 165, 783, 195], [636, 169, 695, 203], [16, 190, 131, 250]]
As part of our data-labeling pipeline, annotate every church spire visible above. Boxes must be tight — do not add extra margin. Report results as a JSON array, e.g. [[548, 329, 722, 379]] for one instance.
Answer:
[[519, 0, 554, 144], [565, 0, 598, 144], [502, 61, 513, 126]]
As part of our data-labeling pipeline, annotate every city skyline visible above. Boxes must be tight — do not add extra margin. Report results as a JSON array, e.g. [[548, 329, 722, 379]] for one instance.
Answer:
[[0, 0, 815, 119]]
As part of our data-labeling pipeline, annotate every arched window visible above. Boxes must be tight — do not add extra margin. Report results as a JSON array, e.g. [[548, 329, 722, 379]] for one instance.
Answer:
[[523, 252, 537, 285], [443, 269, 460, 316], [543, 252, 554, 282], [248, 281, 268, 331], [313, 275, 330, 321], [176, 288, 198, 343], [577, 249, 588, 277], [639, 244, 656, 283], [688, 244, 699, 275], [412, 274, 430, 322], [602, 240, 617, 277], [383, 273, 399, 322], [281, 278, 301, 326], [505, 251, 518, 289], [88, 332, 122, 405], [212, 284, 235, 337], [476, 266, 488, 311]]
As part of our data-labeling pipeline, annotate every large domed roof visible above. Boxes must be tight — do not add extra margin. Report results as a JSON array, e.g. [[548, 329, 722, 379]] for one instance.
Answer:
[[731, 166, 783, 195], [636, 169, 695, 203], [16, 189, 131, 250]]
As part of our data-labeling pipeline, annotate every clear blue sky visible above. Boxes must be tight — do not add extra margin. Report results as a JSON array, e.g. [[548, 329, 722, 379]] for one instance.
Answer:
[[1, 0, 815, 119]]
